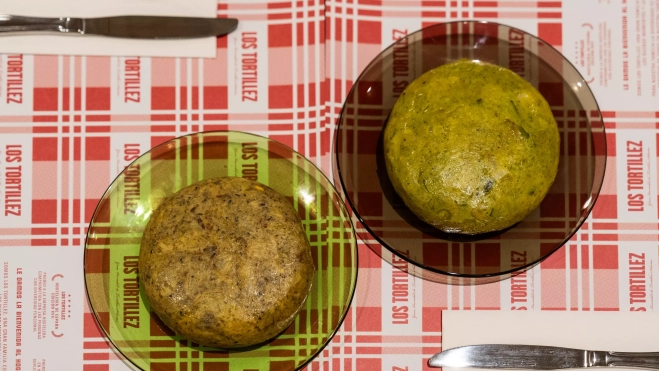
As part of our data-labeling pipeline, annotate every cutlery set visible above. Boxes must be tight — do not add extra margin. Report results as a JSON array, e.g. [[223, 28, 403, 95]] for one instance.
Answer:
[[0, 14, 238, 39], [430, 345, 659, 370]]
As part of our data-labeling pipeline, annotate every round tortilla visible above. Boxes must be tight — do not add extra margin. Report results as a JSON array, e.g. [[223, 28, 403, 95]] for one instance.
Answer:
[[383, 59, 560, 234], [139, 177, 314, 348]]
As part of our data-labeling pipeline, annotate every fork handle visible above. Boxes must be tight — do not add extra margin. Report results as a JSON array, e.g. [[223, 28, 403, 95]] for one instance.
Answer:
[[0, 14, 83, 35]]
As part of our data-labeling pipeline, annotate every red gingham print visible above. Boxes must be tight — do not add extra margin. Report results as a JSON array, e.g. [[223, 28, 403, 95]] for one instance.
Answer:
[[1, 0, 658, 370]]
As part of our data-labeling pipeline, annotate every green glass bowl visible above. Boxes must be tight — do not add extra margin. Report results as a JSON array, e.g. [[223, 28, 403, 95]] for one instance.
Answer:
[[84, 131, 358, 371]]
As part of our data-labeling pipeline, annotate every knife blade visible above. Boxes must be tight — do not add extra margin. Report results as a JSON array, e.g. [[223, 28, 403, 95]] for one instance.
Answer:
[[0, 14, 238, 39], [429, 344, 659, 370]]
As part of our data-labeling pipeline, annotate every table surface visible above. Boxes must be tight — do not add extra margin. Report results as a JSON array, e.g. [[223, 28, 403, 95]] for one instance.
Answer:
[[0, 0, 657, 370]]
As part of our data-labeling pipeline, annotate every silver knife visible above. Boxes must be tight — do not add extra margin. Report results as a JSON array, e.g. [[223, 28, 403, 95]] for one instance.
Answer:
[[0, 14, 238, 39], [429, 345, 659, 369]]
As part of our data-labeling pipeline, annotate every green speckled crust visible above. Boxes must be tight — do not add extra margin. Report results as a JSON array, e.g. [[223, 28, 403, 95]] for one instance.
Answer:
[[138, 177, 314, 348], [383, 59, 560, 234]]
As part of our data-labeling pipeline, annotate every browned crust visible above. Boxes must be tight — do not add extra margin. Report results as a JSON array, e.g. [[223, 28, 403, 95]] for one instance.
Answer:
[[139, 177, 314, 348]]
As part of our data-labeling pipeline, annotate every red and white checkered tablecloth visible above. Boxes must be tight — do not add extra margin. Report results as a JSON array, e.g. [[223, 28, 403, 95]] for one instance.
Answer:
[[0, 0, 657, 370]]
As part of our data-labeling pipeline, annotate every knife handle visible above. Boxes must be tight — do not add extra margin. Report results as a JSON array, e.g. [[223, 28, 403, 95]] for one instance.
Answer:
[[0, 14, 83, 35], [599, 351, 659, 369]]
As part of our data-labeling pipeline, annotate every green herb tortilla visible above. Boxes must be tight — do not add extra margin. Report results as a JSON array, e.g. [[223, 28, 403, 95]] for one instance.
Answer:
[[383, 59, 560, 234]]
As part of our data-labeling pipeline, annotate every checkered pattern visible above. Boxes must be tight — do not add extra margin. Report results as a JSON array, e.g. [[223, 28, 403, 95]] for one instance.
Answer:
[[2, 0, 659, 370], [324, 0, 659, 370]]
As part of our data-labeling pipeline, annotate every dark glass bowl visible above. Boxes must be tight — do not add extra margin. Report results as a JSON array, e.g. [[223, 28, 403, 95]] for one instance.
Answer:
[[333, 21, 606, 285]]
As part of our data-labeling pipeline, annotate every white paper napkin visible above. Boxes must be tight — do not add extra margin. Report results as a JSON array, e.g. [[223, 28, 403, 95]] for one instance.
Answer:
[[0, 0, 218, 58], [442, 311, 659, 370]]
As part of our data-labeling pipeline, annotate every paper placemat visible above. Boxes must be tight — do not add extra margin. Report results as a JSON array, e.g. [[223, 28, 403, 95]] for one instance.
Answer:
[[1, 0, 659, 369]]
